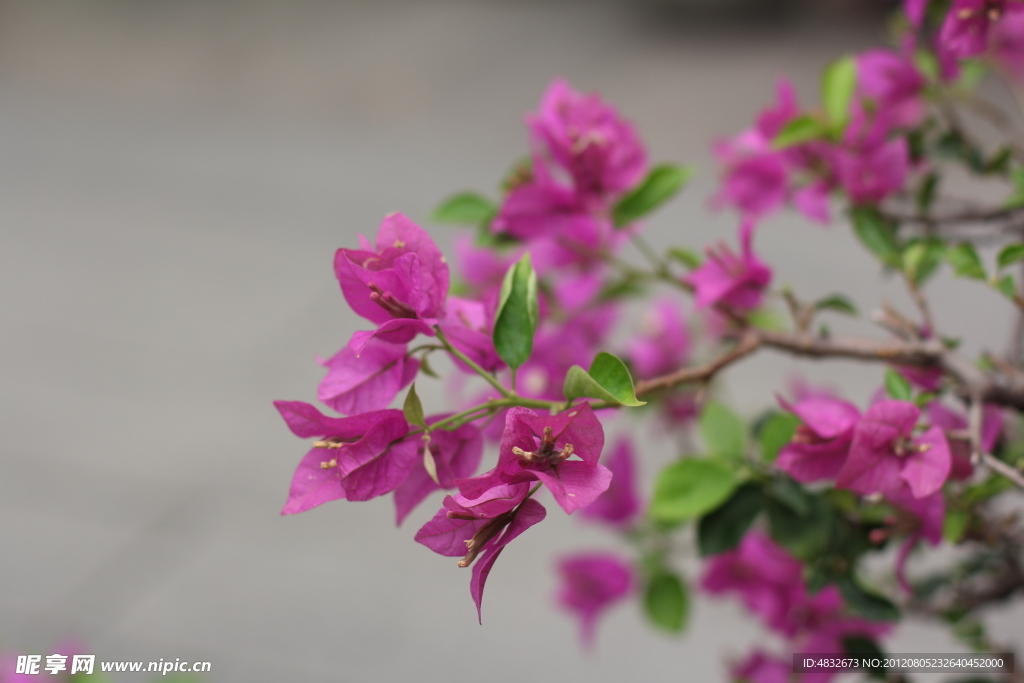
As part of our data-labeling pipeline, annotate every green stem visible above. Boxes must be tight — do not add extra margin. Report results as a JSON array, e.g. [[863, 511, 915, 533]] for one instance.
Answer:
[[434, 325, 513, 398]]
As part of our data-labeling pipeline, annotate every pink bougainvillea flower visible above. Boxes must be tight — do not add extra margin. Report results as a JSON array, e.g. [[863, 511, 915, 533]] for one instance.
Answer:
[[927, 401, 1003, 479], [493, 163, 592, 240], [686, 220, 772, 311], [469, 498, 546, 621], [556, 552, 634, 647], [415, 488, 546, 621], [626, 297, 689, 379], [527, 78, 647, 201], [991, 8, 1024, 80], [731, 650, 792, 683], [393, 415, 484, 525], [831, 125, 910, 205], [939, 0, 1024, 59], [334, 212, 449, 346], [713, 138, 791, 219], [857, 49, 927, 130], [702, 531, 807, 636], [276, 401, 417, 514], [459, 404, 611, 514], [437, 296, 503, 373], [904, 0, 929, 26], [836, 399, 951, 500], [580, 437, 641, 527], [776, 395, 861, 483], [316, 333, 419, 415]]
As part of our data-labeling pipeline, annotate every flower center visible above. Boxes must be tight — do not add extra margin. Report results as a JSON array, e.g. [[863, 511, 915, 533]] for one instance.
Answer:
[[366, 282, 418, 318]]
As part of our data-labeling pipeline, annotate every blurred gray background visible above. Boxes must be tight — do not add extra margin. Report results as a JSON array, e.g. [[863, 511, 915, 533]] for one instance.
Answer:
[[2, 0, 1022, 681]]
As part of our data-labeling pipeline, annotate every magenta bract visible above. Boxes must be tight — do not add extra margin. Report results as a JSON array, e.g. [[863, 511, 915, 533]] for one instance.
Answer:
[[686, 220, 772, 311], [776, 396, 860, 483], [836, 399, 952, 500], [317, 333, 419, 416], [275, 402, 415, 514], [335, 212, 449, 326], [556, 552, 634, 647]]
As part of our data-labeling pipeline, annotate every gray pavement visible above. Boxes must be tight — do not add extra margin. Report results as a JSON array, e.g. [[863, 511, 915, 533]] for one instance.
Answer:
[[1, 1, 1021, 681]]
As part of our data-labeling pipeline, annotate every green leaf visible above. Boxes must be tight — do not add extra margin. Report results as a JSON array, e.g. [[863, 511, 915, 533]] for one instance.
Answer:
[[758, 412, 800, 463], [612, 164, 692, 228], [916, 172, 939, 214], [944, 508, 969, 543], [773, 115, 829, 148], [902, 238, 945, 285], [766, 494, 832, 560], [402, 383, 426, 428], [994, 274, 1018, 301], [667, 247, 702, 269], [698, 484, 764, 556], [650, 458, 738, 525], [851, 206, 902, 267], [492, 254, 539, 370], [1007, 168, 1024, 208], [997, 244, 1024, 270], [822, 55, 857, 129], [883, 369, 913, 401], [563, 352, 646, 407], [836, 574, 900, 621], [842, 635, 889, 679], [643, 572, 689, 633], [699, 402, 746, 459], [418, 355, 440, 379], [814, 294, 858, 316], [432, 192, 496, 224], [946, 242, 987, 280]]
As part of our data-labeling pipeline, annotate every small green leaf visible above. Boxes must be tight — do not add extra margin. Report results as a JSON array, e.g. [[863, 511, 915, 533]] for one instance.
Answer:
[[822, 55, 857, 129], [814, 294, 858, 316], [1006, 168, 1024, 208], [997, 244, 1024, 270], [418, 354, 440, 379], [943, 508, 969, 543], [758, 412, 800, 463], [916, 172, 939, 214], [946, 242, 987, 280], [432, 192, 496, 224], [842, 635, 889, 679], [698, 485, 764, 556], [995, 274, 1018, 301], [902, 238, 944, 285], [773, 115, 829, 148], [983, 147, 1013, 175], [883, 369, 913, 401], [851, 206, 902, 267], [643, 571, 689, 633], [650, 458, 738, 525], [699, 402, 746, 459], [403, 383, 426, 427], [667, 247, 702, 269], [766, 494, 832, 560], [612, 164, 693, 228], [563, 352, 646, 406], [837, 575, 900, 621], [492, 254, 539, 370]]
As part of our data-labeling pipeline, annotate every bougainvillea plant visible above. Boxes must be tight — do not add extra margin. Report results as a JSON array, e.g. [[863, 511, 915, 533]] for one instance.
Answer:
[[277, 1, 1024, 679]]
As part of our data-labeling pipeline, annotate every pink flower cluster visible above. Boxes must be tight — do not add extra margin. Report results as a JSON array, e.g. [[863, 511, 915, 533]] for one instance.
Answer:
[[703, 533, 891, 683], [714, 57, 922, 225]]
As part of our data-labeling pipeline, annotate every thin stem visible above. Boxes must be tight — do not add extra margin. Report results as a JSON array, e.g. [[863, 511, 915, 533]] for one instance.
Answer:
[[631, 233, 666, 273], [433, 325, 512, 398]]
